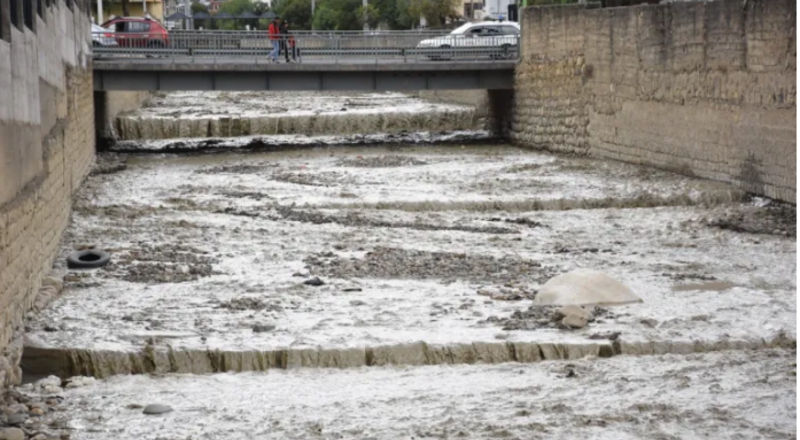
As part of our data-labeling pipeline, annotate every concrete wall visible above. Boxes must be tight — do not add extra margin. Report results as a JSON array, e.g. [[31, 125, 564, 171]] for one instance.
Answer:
[[95, 91, 151, 147], [512, 0, 796, 203], [0, 0, 94, 391], [418, 89, 515, 135]]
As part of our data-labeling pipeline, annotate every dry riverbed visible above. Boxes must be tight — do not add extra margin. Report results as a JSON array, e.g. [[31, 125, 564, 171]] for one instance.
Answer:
[[14, 143, 796, 439]]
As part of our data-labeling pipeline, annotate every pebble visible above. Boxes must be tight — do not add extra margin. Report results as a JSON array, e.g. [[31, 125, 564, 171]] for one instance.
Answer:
[[0, 427, 25, 440], [349, 300, 367, 306], [5, 414, 26, 426], [252, 324, 276, 333], [63, 274, 80, 283], [303, 277, 325, 286], [30, 434, 47, 440], [142, 404, 173, 415]]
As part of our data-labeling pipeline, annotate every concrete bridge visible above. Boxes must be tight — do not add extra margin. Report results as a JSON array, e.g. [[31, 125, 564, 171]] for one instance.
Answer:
[[92, 59, 517, 91], [92, 30, 518, 91]]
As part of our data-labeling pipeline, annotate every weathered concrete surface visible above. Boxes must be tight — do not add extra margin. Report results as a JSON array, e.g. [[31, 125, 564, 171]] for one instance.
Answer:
[[95, 91, 151, 145], [93, 58, 516, 72], [113, 91, 481, 140], [0, 1, 94, 391], [512, 0, 796, 203], [22, 146, 794, 379]]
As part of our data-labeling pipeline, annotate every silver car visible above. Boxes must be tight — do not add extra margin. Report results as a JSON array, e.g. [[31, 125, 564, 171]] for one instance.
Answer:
[[417, 21, 520, 60], [92, 23, 118, 47]]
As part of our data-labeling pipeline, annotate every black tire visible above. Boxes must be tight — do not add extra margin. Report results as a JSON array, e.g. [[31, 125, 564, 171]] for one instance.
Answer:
[[67, 250, 111, 269]]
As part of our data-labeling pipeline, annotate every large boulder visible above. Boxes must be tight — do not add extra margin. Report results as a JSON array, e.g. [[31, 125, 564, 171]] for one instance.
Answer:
[[534, 269, 642, 306]]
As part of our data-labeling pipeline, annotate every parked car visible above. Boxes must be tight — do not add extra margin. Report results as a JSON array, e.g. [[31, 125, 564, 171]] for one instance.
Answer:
[[101, 16, 170, 48], [417, 21, 520, 59], [92, 23, 118, 47], [91, 23, 117, 48]]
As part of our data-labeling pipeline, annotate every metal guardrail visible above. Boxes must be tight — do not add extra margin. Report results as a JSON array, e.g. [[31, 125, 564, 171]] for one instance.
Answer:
[[92, 30, 520, 63]]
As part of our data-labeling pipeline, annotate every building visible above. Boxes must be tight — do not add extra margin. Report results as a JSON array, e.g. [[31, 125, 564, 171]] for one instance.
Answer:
[[93, 0, 165, 23]]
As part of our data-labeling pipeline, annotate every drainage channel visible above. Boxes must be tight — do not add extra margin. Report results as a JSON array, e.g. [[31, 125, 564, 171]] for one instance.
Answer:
[[10, 141, 796, 440]]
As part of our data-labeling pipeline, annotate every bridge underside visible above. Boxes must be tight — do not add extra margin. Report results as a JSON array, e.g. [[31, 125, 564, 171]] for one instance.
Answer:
[[92, 61, 515, 91]]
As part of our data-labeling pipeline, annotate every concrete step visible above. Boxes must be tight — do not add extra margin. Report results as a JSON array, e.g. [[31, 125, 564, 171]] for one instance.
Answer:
[[20, 349, 797, 440]]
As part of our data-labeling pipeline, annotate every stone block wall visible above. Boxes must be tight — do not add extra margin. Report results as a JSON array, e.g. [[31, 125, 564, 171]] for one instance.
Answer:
[[512, 0, 796, 203], [0, 0, 94, 391]]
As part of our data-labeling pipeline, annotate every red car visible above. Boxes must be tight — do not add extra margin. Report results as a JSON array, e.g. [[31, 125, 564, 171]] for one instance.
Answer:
[[101, 17, 169, 48]]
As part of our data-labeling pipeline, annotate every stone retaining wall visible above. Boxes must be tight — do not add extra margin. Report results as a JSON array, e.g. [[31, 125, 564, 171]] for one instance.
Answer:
[[512, 0, 796, 203], [0, 0, 94, 391]]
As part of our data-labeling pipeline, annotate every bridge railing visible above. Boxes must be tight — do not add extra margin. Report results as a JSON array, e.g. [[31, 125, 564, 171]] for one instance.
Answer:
[[92, 30, 520, 63]]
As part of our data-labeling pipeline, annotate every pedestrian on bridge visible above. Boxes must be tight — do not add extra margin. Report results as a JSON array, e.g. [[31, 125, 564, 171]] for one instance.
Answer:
[[268, 17, 281, 62], [279, 19, 290, 63], [285, 21, 300, 63]]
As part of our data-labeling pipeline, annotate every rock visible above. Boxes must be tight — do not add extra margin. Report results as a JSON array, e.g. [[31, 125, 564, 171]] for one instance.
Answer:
[[342, 287, 362, 292], [5, 414, 26, 425], [252, 324, 276, 333], [303, 277, 325, 286], [477, 288, 498, 297], [65, 376, 96, 389], [561, 314, 588, 329], [554, 305, 591, 321], [0, 428, 25, 440], [349, 300, 366, 306], [29, 407, 45, 416], [142, 404, 173, 415], [534, 269, 642, 306], [640, 318, 658, 328], [41, 276, 64, 293], [30, 434, 47, 440], [63, 275, 80, 283]]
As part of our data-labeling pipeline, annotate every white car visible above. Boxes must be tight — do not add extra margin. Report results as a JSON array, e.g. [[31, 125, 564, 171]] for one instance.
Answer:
[[92, 23, 118, 47], [417, 21, 520, 59]]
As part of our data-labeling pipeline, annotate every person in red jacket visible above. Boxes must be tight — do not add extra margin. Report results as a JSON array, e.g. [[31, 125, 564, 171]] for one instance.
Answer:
[[268, 17, 281, 62]]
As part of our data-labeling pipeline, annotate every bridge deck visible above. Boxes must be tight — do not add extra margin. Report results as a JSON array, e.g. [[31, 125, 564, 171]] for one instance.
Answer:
[[93, 58, 517, 91]]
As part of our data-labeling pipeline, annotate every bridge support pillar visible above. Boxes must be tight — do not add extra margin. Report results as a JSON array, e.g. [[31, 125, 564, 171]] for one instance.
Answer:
[[487, 89, 514, 138]]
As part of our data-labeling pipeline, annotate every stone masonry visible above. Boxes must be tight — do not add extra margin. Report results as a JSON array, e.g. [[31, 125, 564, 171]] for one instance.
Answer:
[[0, 0, 95, 391], [512, 0, 796, 203]]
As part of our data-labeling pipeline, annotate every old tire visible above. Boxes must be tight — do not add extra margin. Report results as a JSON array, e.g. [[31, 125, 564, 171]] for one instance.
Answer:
[[67, 250, 111, 269]]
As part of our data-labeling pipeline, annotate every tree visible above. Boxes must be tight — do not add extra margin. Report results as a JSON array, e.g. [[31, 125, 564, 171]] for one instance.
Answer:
[[219, 0, 255, 15], [191, 2, 211, 29], [356, 3, 380, 29], [312, 4, 337, 29], [409, 0, 458, 27], [121, 0, 130, 16], [310, 0, 362, 30], [274, 0, 313, 30], [216, 0, 255, 29]]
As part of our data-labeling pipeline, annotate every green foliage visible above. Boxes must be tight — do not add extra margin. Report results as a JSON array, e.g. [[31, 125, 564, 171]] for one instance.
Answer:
[[356, 3, 381, 28], [191, 1, 212, 29], [311, 4, 338, 29], [311, 0, 363, 30], [409, 0, 459, 27], [275, 0, 313, 29], [270, 0, 464, 30]]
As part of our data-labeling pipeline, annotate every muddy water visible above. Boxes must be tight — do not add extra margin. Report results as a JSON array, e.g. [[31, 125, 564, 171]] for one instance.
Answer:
[[116, 91, 482, 140]]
